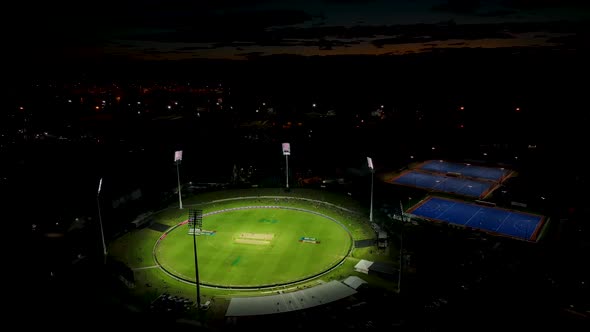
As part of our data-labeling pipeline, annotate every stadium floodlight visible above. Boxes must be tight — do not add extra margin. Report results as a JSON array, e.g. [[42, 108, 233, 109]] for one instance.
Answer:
[[188, 209, 203, 309], [96, 178, 107, 264], [398, 200, 404, 294], [282, 143, 290, 190], [367, 157, 374, 222], [175, 150, 183, 209]]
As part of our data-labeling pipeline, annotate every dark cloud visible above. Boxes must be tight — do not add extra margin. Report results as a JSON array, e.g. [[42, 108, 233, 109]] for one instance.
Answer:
[[235, 51, 265, 59], [112, 43, 138, 48], [546, 33, 590, 49], [432, 0, 481, 14], [127, 20, 585, 54], [15, 1, 311, 50], [13, 1, 587, 63], [299, 39, 357, 50], [477, 9, 518, 17], [322, 0, 377, 3], [372, 24, 514, 47], [177, 46, 213, 51], [504, 20, 587, 34], [269, 26, 374, 40], [142, 48, 165, 54], [419, 47, 438, 52], [211, 42, 257, 48], [223, 10, 314, 29], [502, 0, 590, 9], [123, 10, 313, 44]]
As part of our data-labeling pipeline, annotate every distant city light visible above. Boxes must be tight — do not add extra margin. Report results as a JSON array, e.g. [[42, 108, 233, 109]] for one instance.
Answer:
[[167, 105, 172, 109], [312, 103, 316, 107], [459, 106, 465, 110], [262, 102, 266, 106], [380, 105, 384, 108], [515, 107, 520, 112], [137, 101, 141, 104], [68, 99, 72, 103], [95, 106, 100, 110], [431, 147, 435, 150], [410, 155, 414, 159]]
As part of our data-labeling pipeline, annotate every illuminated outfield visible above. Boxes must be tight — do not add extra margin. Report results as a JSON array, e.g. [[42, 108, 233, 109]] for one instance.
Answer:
[[108, 190, 380, 301], [155, 206, 353, 288]]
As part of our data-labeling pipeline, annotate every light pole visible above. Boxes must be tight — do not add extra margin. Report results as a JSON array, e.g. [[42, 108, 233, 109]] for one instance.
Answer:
[[188, 209, 203, 309], [367, 157, 374, 222], [175, 150, 183, 209], [96, 178, 107, 264], [398, 200, 404, 294], [282, 143, 291, 190], [285, 154, 289, 189]]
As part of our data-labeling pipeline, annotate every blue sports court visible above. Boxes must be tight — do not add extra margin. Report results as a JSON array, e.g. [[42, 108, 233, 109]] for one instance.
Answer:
[[407, 196, 545, 241], [392, 170, 495, 198]]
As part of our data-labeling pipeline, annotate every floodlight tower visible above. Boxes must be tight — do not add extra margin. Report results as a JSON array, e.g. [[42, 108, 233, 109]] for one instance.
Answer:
[[174, 150, 183, 209], [282, 143, 291, 190], [188, 209, 203, 308], [96, 178, 107, 264], [367, 157, 374, 222], [398, 200, 404, 294]]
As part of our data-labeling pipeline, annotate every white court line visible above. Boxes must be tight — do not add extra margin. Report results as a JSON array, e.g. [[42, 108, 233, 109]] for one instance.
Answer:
[[132, 265, 160, 271], [495, 212, 513, 232], [464, 207, 483, 227], [435, 202, 456, 220]]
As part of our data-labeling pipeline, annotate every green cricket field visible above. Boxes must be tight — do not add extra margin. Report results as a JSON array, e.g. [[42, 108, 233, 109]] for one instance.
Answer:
[[154, 207, 352, 288]]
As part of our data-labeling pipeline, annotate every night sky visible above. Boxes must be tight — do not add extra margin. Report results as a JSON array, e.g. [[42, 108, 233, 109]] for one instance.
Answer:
[[15, 0, 589, 62]]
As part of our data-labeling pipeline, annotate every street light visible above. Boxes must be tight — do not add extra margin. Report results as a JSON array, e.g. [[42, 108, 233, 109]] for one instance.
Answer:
[[367, 157, 374, 222], [96, 178, 107, 264]]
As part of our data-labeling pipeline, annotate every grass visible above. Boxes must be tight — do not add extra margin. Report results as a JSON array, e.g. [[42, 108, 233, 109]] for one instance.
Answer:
[[155, 207, 352, 287], [108, 188, 397, 310]]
